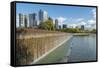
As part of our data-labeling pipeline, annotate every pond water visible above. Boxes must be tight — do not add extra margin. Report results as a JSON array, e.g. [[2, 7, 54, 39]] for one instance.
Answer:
[[67, 34, 97, 62]]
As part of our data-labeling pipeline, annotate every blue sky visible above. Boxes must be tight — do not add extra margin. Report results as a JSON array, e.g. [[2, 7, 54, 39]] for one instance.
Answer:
[[16, 3, 96, 29]]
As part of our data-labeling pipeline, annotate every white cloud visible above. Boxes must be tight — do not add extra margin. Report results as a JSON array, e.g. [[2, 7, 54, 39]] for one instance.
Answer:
[[87, 19, 96, 29], [82, 9, 96, 30], [92, 9, 96, 19], [88, 19, 96, 25], [68, 24, 77, 28], [71, 24, 77, 28], [86, 24, 91, 28], [78, 21, 86, 26], [67, 21, 86, 28], [77, 19, 96, 29], [57, 17, 67, 23]]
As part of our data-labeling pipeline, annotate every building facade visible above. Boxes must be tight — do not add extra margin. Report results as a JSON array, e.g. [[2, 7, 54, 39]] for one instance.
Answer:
[[81, 25, 84, 30], [63, 24, 67, 29], [55, 19, 59, 30], [29, 13, 37, 28], [19, 13, 25, 28], [59, 25, 61, 29], [39, 9, 48, 23]]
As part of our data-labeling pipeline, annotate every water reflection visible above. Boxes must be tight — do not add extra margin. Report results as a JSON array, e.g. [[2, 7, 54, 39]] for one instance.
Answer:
[[67, 34, 96, 62]]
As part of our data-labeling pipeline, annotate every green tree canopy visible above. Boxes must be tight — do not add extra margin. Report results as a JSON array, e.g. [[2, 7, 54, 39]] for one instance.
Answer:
[[61, 28, 80, 33], [39, 20, 55, 31]]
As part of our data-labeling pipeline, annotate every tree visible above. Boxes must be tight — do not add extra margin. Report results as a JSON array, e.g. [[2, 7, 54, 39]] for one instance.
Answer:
[[61, 28, 80, 33], [39, 20, 55, 31], [91, 29, 96, 33]]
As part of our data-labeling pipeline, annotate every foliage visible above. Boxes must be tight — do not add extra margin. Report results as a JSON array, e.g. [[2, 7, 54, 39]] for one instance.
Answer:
[[39, 20, 55, 31], [61, 28, 80, 33], [91, 29, 96, 33]]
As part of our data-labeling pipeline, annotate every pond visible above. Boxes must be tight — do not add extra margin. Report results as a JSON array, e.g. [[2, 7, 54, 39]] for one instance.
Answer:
[[67, 34, 97, 62]]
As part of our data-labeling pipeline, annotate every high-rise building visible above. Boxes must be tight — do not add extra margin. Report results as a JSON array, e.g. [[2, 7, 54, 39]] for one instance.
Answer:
[[48, 17, 53, 22], [63, 24, 67, 29], [39, 9, 48, 23], [81, 25, 84, 30], [43, 11, 48, 21], [29, 13, 37, 28], [19, 14, 29, 28], [76, 26, 79, 28], [39, 10, 42, 22], [59, 25, 61, 29], [24, 15, 28, 28], [19, 13, 25, 28], [55, 19, 59, 29]]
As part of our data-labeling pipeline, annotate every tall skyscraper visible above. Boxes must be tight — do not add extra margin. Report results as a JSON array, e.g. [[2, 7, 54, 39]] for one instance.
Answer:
[[59, 25, 61, 29], [43, 11, 48, 21], [39, 9, 48, 23], [29, 13, 37, 28], [48, 17, 53, 22], [63, 24, 67, 29], [81, 25, 84, 30], [55, 19, 59, 29], [39, 9, 42, 22], [24, 15, 28, 28], [19, 13, 25, 28]]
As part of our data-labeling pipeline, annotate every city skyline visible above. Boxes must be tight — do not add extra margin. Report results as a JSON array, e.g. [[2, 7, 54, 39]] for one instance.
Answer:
[[16, 3, 96, 29]]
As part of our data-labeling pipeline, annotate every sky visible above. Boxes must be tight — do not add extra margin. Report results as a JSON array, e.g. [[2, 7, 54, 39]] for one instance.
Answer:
[[16, 3, 96, 29]]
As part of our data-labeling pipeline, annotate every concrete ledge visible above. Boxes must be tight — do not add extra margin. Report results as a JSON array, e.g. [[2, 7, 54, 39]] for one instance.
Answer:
[[31, 35, 72, 64]]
